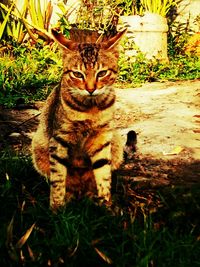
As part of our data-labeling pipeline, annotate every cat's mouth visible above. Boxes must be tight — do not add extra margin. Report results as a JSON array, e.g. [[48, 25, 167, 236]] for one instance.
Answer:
[[83, 95, 99, 104], [88, 94, 98, 98], [68, 88, 113, 110]]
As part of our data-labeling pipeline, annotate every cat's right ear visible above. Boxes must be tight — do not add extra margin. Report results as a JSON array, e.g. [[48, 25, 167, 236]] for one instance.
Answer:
[[100, 29, 127, 50], [51, 29, 78, 51]]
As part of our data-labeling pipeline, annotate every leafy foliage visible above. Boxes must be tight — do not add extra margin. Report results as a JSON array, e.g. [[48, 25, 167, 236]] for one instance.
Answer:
[[0, 1, 28, 43], [138, 0, 175, 17], [0, 2, 15, 40], [65, 0, 122, 32], [116, 0, 177, 16], [0, 44, 62, 107], [0, 0, 54, 45], [118, 51, 200, 86]]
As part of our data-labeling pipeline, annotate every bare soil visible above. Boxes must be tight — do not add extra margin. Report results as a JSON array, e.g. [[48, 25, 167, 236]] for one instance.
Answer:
[[115, 79, 200, 188], [0, 80, 200, 189]]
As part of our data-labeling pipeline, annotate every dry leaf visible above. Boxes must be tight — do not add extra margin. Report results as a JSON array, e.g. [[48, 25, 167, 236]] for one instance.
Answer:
[[6, 173, 9, 180], [16, 223, 36, 249], [20, 249, 25, 263], [27, 245, 35, 261], [163, 146, 183, 155], [6, 216, 18, 261], [21, 201, 26, 212], [92, 239, 101, 246], [68, 239, 79, 257], [59, 257, 64, 264], [193, 129, 200, 133], [94, 247, 112, 264], [6, 216, 14, 246]]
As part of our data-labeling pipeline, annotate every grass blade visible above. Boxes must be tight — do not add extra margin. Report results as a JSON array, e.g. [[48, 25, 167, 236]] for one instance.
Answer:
[[94, 247, 112, 264]]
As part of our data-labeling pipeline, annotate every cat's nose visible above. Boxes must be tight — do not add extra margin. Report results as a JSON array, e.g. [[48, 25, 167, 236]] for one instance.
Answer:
[[86, 86, 96, 95], [85, 79, 97, 95]]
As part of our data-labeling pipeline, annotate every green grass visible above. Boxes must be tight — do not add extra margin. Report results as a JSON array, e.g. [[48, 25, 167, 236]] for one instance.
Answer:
[[0, 152, 200, 266]]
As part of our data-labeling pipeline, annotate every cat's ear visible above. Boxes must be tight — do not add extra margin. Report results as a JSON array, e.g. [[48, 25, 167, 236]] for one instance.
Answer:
[[101, 29, 127, 50], [51, 29, 78, 51]]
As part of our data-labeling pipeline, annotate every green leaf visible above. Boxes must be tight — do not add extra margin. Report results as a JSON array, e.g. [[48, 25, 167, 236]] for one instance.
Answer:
[[36, 0, 44, 29], [0, 2, 15, 39]]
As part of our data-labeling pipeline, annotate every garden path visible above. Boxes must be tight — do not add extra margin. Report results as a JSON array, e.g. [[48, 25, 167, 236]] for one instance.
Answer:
[[115, 79, 200, 188], [116, 79, 200, 160]]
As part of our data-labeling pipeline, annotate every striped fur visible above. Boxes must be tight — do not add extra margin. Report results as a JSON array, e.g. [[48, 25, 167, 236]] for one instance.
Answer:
[[32, 29, 126, 210]]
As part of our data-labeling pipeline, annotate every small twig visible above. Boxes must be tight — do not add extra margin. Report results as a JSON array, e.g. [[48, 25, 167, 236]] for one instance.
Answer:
[[129, 191, 148, 201], [16, 113, 41, 128]]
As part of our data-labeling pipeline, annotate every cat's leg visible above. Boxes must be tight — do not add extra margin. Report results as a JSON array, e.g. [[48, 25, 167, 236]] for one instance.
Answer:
[[49, 136, 68, 209], [111, 131, 124, 170], [32, 127, 50, 177], [87, 132, 113, 202]]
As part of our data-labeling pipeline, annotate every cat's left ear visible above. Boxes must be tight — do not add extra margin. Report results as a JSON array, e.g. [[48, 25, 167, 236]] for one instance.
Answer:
[[51, 29, 78, 51], [101, 29, 127, 50]]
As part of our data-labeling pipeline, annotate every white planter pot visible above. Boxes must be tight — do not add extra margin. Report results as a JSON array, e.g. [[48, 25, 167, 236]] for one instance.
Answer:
[[120, 13, 169, 61]]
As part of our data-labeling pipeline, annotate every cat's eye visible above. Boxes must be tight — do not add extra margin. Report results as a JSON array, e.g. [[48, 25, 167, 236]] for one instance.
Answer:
[[97, 70, 108, 78], [72, 71, 84, 79]]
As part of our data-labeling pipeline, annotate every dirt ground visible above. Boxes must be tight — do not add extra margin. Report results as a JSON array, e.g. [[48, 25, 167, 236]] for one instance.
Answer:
[[115, 79, 200, 188], [0, 79, 200, 189]]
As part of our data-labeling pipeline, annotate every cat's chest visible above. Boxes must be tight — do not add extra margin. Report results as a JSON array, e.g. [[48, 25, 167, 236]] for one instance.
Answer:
[[53, 106, 114, 144], [59, 105, 114, 128]]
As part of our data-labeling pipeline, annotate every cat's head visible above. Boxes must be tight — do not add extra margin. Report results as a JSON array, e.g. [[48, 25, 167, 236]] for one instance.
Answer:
[[52, 29, 126, 100]]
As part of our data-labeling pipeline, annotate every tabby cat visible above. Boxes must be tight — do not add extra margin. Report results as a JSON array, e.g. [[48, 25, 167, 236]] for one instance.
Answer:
[[32, 28, 126, 210]]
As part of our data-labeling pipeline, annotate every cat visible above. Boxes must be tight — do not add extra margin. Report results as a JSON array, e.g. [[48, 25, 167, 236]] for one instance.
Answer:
[[31, 28, 126, 210], [124, 130, 137, 161]]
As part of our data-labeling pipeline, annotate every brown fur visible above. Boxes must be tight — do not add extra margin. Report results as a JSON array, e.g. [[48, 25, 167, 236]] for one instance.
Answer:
[[32, 28, 126, 209]]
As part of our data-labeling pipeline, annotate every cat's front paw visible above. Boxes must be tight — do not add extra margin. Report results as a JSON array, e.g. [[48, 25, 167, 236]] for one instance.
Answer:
[[50, 196, 66, 212]]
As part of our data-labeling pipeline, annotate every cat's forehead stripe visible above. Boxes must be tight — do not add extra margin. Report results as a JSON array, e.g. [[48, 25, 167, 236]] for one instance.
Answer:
[[78, 43, 100, 68]]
